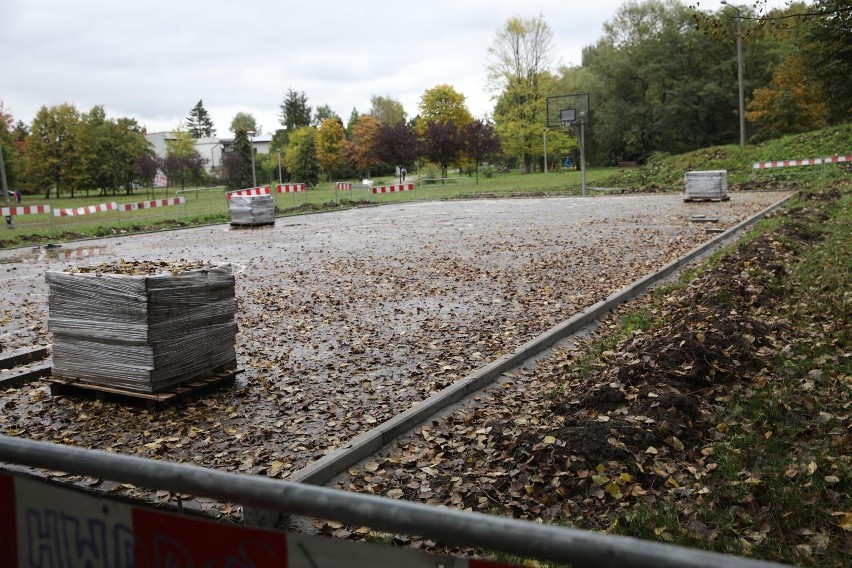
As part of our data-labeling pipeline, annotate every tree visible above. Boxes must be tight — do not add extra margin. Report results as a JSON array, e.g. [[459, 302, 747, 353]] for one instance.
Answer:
[[345, 107, 360, 138], [0, 101, 21, 191], [422, 121, 464, 179], [345, 115, 382, 176], [283, 126, 320, 186], [186, 99, 215, 138], [369, 95, 407, 125], [230, 112, 259, 135], [746, 55, 828, 141], [801, 0, 852, 122], [28, 103, 80, 198], [312, 104, 340, 128], [134, 152, 160, 192], [223, 130, 253, 189], [165, 127, 205, 190], [374, 122, 421, 182], [316, 118, 347, 181], [462, 120, 502, 184], [487, 15, 554, 172], [417, 84, 473, 132], [279, 89, 312, 135]]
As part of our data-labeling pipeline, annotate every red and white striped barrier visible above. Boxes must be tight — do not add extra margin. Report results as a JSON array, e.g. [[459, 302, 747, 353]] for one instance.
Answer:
[[336, 182, 352, 191], [227, 186, 270, 200], [0, 204, 51, 216], [53, 202, 118, 217], [276, 183, 305, 193], [119, 197, 185, 211], [752, 155, 852, 169], [371, 183, 415, 194], [0, 472, 515, 568]]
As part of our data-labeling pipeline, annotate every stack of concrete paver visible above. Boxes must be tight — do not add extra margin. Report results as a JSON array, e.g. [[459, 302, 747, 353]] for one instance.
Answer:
[[47, 262, 237, 394], [685, 170, 728, 200], [229, 194, 275, 225]]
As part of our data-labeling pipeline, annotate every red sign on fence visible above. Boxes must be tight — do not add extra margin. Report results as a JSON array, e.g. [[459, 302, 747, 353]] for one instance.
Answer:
[[0, 471, 518, 568]]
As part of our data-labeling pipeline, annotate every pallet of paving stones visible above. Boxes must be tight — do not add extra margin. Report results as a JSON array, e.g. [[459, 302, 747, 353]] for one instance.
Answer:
[[228, 194, 275, 226], [47, 261, 238, 395]]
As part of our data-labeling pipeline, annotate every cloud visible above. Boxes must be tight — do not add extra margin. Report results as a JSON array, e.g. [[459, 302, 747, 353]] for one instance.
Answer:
[[0, 0, 793, 135]]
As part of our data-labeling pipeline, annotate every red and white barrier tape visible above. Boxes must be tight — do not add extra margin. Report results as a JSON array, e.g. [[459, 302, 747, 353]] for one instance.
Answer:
[[752, 155, 852, 169], [0, 205, 51, 216], [227, 186, 270, 200], [53, 202, 118, 217], [336, 182, 352, 191], [276, 183, 305, 193], [371, 183, 415, 194], [119, 197, 185, 211]]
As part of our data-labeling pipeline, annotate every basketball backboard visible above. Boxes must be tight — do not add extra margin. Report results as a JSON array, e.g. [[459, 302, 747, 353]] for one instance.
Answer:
[[546, 94, 590, 128]]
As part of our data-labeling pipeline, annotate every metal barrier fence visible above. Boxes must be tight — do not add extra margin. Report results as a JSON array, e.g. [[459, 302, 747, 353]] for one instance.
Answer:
[[0, 436, 787, 568], [418, 176, 472, 193]]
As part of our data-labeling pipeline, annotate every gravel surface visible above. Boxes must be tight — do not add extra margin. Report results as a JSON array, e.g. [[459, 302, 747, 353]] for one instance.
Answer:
[[0, 193, 790, 494]]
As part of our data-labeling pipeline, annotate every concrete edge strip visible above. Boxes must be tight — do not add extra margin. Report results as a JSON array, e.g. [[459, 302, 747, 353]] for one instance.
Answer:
[[289, 192, 797, 486]]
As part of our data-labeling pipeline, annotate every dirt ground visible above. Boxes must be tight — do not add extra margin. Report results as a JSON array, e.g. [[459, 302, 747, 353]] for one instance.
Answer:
[[0, 192, 790, 513]]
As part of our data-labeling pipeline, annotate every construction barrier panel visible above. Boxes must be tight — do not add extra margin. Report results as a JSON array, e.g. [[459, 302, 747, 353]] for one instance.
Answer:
[[53, 203, 118, 217], [118, 197, 185, 211], [227, 186, 270, 200], [0, 470, 512, 568], [276, 183, 305, 193], [752, 155, 851, 170], [0, 205, 51, 216], [371, 183, 415, 194]]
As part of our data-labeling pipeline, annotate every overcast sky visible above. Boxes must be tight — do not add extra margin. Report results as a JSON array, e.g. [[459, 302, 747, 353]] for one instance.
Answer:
[[1, 0, 787, 136]]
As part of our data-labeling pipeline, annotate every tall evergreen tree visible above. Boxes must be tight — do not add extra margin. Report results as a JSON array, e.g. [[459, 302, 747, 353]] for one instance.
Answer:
[[186, 99, 215, 138], [278, 89, 312, 135]]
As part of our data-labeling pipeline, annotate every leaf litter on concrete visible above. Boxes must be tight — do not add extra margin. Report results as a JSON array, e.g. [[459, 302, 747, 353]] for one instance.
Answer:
[[331, 185, 851, 565], [0, 191, 798, 523]]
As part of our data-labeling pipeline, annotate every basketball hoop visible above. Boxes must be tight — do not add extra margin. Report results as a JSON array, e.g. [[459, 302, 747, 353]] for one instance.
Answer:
[[548, 103, 588, 196]]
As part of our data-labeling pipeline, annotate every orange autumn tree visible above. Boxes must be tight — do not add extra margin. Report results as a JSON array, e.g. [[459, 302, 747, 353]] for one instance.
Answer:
[[745, 56, 828, 142]]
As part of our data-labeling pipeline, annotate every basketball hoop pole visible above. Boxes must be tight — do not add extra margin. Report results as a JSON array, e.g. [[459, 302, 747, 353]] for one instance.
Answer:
[[543, 129, 548, 174], [561, 119, 586, 196], [579, 122, 586, 196]]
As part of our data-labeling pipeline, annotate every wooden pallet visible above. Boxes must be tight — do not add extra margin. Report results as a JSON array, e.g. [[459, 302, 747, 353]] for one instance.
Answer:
[[49, 368, 242, 408], [684, 196, 731, 203]]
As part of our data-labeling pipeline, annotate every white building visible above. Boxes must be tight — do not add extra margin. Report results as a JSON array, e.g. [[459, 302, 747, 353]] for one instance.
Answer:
[[144, 132, 271, 174]]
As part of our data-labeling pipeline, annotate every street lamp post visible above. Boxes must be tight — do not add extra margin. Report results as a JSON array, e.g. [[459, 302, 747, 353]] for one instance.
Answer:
[[722, 1, 746, 147], [247, 131, 257, 187], [277, 150, 282, 184]]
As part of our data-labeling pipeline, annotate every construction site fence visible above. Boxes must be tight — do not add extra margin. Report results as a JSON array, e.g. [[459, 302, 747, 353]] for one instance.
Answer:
[[0, 436, 787, 568]]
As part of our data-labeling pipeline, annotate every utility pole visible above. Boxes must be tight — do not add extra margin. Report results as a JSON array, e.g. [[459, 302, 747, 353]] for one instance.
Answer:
[[1, 146, 13, 228], [722, 1, 746, 147]]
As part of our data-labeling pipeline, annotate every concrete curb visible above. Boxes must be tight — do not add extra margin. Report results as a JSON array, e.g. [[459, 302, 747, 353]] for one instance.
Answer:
[[288, 192, 797, 486]]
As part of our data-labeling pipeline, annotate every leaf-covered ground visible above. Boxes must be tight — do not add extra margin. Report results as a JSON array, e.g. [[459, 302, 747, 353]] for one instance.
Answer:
[[331, 185, 851, 565], [0, 192, 793, 520]]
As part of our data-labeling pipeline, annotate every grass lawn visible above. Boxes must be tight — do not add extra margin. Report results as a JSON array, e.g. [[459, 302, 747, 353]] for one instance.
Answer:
[[0, 168, 620, 249]]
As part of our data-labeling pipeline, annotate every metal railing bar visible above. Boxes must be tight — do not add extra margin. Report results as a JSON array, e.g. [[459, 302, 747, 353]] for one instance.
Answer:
[[0, 436, 787, 568]]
